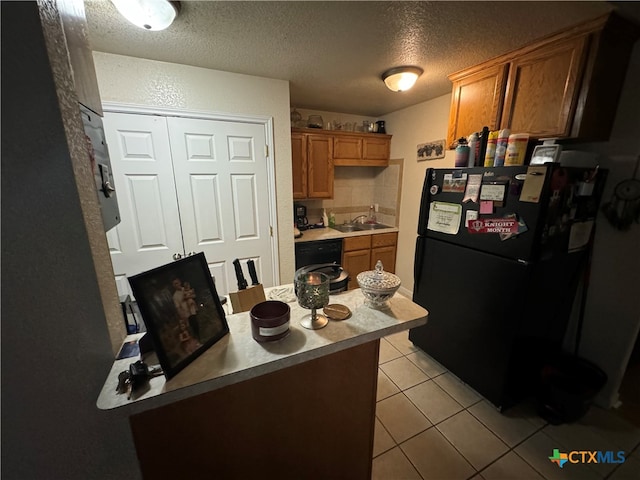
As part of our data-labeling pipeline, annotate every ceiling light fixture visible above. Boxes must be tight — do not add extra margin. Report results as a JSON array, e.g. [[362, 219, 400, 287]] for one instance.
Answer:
[[382, 66, 424, 92], [111, 0, 181, 31]]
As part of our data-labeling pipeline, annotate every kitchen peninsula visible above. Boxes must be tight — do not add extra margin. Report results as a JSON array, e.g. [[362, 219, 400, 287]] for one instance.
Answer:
[[98, 286, 427, 479]]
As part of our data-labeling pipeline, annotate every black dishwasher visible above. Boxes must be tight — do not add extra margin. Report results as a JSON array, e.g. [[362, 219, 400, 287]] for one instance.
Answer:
[[295, 238, 342, 270]]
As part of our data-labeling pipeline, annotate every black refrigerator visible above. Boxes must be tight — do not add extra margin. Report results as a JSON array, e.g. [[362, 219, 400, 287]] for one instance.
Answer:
[[409, 164, 606, 411]]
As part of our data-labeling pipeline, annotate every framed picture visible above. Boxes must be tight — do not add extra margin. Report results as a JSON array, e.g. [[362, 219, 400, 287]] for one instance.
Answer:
[[128, 253, 229, 380], [417, 139, 446, 161], [530, 144, 562, 165]]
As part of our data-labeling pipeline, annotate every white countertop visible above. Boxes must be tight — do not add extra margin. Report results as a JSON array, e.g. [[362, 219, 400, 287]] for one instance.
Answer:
[[97, 285, 427, 412], [295, 225, 399, 243]]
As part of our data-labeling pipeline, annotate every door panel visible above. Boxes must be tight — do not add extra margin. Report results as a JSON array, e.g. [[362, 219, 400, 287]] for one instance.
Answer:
[[190, 175, 223, 243], [167, 117, 273, 294], [104, 112, 184, 297]]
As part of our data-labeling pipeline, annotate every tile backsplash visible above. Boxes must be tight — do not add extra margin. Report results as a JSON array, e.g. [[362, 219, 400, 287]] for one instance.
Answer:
[[299, 159, 403, 227]]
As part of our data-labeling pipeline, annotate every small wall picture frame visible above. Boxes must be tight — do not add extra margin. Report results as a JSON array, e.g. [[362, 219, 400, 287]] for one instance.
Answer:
[[417, 139, 446, 161], [128, 253, 229, 380], [530, 144, 562, 165]]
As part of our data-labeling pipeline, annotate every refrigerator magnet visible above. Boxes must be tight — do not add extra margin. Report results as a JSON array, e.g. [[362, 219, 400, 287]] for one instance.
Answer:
[[479, 200, 494, 214], [498, 214, 529, 241], [479, 182, 507, 206], [443, 173, 467, 193], [427, 201, 462, 235], [520, 166, 547, 203], [465, 210, 478, 227], [463, 174, 482, 203]]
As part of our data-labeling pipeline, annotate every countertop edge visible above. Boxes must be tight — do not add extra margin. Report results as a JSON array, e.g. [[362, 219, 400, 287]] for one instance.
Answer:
[[295, 226, 399, 243], [97, 313, 427, 414], [97, 290, 427, 413]]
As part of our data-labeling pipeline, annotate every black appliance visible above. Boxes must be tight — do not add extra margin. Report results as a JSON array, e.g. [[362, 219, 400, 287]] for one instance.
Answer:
[[410, 165, 606, 411], [295, 203, 309, 230], [295, 238, 342, 270]]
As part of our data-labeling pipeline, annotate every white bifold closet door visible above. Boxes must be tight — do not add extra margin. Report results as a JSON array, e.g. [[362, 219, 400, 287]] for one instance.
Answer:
[[104, 112, 274, 297]]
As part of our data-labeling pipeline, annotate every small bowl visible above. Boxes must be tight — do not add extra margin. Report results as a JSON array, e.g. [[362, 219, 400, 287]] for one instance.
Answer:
[[357, 260, 401, 308], [250, 301, 291, 342]]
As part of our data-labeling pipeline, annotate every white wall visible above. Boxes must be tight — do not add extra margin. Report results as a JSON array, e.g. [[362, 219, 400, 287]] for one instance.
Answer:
[[383, 94, 454, 294], [92, 52, 295, 281]]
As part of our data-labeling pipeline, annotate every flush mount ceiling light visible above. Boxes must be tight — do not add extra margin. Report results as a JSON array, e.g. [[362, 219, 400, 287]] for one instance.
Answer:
[[382, 66, 424, 92], [111, 0, 181, 31]]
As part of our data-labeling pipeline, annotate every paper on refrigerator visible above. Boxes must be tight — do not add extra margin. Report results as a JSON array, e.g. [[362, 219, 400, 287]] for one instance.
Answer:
[[427, 201, 462, 235]]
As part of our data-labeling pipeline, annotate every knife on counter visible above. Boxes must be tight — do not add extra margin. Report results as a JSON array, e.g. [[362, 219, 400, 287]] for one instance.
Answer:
[[232, 259, 248, 290], [247, 259, 260, 285]]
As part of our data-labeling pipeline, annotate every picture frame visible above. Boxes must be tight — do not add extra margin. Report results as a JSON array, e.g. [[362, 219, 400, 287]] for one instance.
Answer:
[[417, 139, 446, 161], [530, 144, 562, 165], [128, 252, 229, 380]]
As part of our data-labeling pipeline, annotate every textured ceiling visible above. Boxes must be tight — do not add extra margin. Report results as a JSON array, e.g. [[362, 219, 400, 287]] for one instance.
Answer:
[[85, 1, 635, 117]]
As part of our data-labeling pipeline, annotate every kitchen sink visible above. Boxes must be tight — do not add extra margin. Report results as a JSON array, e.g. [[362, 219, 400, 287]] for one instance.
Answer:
[[331, 223, 392, 233], [332, 224, 360, 233], [356, 223, 391, 230]]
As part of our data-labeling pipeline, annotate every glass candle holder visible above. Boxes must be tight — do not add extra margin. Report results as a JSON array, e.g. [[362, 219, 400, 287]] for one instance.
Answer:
[[296, 272, 330, 329]]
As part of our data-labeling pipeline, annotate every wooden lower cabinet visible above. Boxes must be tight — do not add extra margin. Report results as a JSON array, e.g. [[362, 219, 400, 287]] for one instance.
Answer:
[[343, 232, 397, 290], [130, 341, 380, 479]]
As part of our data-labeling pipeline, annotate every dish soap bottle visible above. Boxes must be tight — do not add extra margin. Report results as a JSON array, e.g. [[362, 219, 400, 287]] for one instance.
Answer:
[[328, 211, 336, 228]]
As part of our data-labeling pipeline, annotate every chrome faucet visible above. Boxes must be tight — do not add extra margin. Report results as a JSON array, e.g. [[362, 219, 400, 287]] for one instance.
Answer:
[[349, 214, 368, 224]]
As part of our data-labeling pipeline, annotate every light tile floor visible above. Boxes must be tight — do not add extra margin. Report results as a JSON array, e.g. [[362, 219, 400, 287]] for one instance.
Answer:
[[373, 332, 640, 480]]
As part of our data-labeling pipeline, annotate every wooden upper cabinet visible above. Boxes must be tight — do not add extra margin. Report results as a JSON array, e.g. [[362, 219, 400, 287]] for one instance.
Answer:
[[447, 64, 508, 148], [501, 35, 588, 137], [291, 128, 392, 199], [362, 136, 391, 165], [333, 135, 363, 161], [307, 134, 334, 198], [332, 131, 391, 166], [291, 132, 307, 199], [446, 13, 639, 144]]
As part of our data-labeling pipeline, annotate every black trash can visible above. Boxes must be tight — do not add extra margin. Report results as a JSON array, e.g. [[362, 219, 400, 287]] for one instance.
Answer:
[[537, 353, 607, 425]]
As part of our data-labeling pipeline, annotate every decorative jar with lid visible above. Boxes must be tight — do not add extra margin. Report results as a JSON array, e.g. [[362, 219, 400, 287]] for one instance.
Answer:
[[357, 260, 401, 308]]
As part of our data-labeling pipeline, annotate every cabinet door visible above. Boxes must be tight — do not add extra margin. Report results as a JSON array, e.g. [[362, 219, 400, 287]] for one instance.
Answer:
[[501, 35, 588, 138], [343, 249, 371, 290], [333, 135, 363, 162], [371, 246, 396, 273], [447, 64, 508, 148], [291, 132, 307, 199], [362, 136, 390, 166], [307, 134, 334, 198]]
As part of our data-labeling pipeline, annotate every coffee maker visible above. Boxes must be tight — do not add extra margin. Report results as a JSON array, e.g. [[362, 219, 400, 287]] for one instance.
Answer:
[[294, 203, 309, 230]]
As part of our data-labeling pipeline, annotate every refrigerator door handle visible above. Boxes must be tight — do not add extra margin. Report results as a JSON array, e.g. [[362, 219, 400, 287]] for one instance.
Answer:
[[414, 237, 426, 290], [417, 169, 435, 236]]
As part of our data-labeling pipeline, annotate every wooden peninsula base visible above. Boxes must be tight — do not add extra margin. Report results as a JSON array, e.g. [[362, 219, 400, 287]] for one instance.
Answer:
[[130, 340, 380, 479]]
